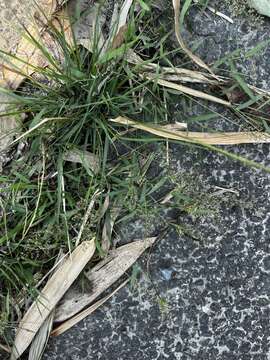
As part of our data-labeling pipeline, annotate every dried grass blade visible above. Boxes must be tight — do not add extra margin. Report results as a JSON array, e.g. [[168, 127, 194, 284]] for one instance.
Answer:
[[126, 50, 222, 84], [101, 206, 120, 253], [51, 279, 129, 337], [110, 116, 270, 145], [204, 6, 233, 23], [10, 117, 67, 146], [156, 72, 214, 84], [10, 240, 96, 360], [162, 122, 187, 131], [0, 343, 10, 353], [146, 75, 231, 107], [172, 0, 216, 77], [54, 237, 156, 322], [249, 84, 270, 98], [193, 0, 233, 23]]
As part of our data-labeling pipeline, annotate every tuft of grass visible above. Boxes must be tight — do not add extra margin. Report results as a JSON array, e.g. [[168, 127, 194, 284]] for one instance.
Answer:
[[0, 0, 270, 348], [0, 2, 170, 342]]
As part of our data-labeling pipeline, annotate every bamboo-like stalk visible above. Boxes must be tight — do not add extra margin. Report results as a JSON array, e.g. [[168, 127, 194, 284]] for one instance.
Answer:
[[110, 116, 270, 145], [54, 238, 156, 322], [10, 240, 96, 360]]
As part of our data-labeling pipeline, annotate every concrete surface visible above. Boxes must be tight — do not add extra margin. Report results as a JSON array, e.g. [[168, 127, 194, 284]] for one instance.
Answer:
[[41, 142, 270, 360]]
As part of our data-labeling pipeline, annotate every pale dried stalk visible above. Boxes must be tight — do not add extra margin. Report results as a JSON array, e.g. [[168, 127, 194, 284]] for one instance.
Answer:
[[54, 237, 156, 322], [10, 117, 67, 145], [126, 50, 222, 85], [146, 75, 231, 107], [0, 343, 10, 353], [110, 116, 270, 145], [28, 250, 65, 360], [11, 240, 96, 360]]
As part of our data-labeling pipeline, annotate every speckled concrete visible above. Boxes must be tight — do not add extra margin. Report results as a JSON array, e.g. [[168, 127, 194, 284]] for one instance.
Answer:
[[181, 1, 270, 90], [39, 140, 270, 360]]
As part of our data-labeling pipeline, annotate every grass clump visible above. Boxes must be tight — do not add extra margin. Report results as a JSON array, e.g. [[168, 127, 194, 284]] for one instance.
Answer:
[[0, 0, 269, 350], [0, 2, 172, 343]]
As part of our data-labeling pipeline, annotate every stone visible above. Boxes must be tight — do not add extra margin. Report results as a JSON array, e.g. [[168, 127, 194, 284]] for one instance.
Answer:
[[249, 0, 270, 17]]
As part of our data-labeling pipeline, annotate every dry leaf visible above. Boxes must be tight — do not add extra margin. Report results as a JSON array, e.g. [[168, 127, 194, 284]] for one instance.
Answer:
[[28, 250, 65, 360], [0, 0, 70, 164], [111, 24, 128, 49], [145, 75, 231, 107], [63, 149, 100, 174], [51, 279, 129, 336], [2, 6, 72, 90], [110, 116, 270, 145], [72, 2, 106, 54], [0, 0, 67, 71], [116, 0, 133, 34], [0, 93, 18, 158], [54, 237, 156, 322], [11, 240, 96, 360]]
